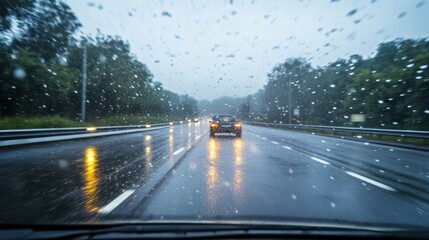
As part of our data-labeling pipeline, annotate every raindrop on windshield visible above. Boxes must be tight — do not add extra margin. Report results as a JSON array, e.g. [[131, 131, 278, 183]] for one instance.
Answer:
[[162, 11, 172, 17], [13, 68, 26, 79], [346, 9, 358, 17]]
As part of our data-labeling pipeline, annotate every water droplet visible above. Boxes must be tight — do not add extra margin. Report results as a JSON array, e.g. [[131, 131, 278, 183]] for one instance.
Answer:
[[398, 12, 407, 18], [161, 11, 172, 17], [58, 56, 67, 66], [13, 68, 26, 79], [98, 54, 107, 63], [346, 9, 358, 17]]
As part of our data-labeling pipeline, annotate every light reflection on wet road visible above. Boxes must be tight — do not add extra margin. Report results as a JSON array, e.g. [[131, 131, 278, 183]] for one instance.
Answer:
[[1, 122, 429, 228], [83, 147, 100, 213]]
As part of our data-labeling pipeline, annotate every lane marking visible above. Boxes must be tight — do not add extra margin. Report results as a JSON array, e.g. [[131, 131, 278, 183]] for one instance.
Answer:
[[271, 141, 279, 145], [261, 137, 267, 140], [255, 135, 260, 137], [310, 156, 330, 165], [283, 146, 292, 150], [195, 135, 201, 140], [99, 189, 135, 214], [345, 171, 396, 192], [173, 147, 185, 155]]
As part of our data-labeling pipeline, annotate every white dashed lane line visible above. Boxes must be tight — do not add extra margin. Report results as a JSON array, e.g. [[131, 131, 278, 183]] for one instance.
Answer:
[[310, 156, 331, 165], [261, 137, 267, 140], [173, 147, 185, 155], [271, 141, 279, 145], [345, 171, 396, 192], [283, 146, 292, 150], [99, 189, 135, 214]]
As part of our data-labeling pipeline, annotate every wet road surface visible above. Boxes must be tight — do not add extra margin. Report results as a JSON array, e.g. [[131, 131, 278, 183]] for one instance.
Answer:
[[1, 122, 429, 227]]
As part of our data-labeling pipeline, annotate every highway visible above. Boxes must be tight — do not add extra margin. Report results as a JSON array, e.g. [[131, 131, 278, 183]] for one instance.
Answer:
[[0, 122, 429, 227]]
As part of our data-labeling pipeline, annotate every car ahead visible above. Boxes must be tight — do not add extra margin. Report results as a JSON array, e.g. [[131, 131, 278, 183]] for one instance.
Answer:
[[210, 115, 242, 137]]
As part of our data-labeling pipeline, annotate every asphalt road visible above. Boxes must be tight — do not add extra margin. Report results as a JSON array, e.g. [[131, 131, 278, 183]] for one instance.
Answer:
[[0, 122, 429, 228]]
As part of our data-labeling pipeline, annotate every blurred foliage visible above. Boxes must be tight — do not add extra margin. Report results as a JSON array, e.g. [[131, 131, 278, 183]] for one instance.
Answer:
[[203, 38, 429, 130], [0, 0, 33, 33], [11, 0, 81, 62], [0, 0, 199, 128]]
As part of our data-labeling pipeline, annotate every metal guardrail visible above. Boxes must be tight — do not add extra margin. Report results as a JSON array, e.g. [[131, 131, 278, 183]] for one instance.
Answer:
[[245, 121, 429, 139], [0, 121, 185, 141]]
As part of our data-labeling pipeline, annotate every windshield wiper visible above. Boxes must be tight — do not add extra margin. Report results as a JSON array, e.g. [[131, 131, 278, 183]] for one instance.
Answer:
[[1, 223, 428, 240]]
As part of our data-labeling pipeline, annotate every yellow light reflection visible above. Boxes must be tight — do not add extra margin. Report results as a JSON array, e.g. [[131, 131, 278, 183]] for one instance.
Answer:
[[208, 138, 218, 161], [86, 127, 97, 132], [168, 131, 174, 163], [187, 130, 192, 149], [233, 138, 243, 199], [208, 165, 218, 190], [194, 120, 200, 139], [83, 147, 100, 213], [144, 135, 152, 172], [207, 138, 220, 210]]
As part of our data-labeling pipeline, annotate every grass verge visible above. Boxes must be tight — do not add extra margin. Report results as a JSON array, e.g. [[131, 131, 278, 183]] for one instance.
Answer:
[[0, 115, 190, 130]]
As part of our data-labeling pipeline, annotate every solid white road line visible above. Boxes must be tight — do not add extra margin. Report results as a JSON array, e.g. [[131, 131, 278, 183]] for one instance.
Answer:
[[283, 146, 292, 150], [271, 141, 279, 145], [99, 189, 135, 214], [345, 171, 396, 192], [173, 147, 185, 155], [310, 156, 330, 165]]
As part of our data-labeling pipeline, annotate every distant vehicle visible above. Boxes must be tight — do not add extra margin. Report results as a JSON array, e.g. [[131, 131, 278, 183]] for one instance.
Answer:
[[193, 117, 200, 122], [210, 115, 242, 137]]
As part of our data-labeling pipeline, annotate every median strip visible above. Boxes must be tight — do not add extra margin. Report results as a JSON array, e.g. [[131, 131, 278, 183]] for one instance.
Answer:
[[0, 126, 167, 147], [99, 189, 135, 214], [345, 171, 396, 192]]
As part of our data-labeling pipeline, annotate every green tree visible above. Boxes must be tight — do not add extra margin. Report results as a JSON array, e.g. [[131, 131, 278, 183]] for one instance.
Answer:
[[12, 0, 81, 62], [0, 0, 33, 33]]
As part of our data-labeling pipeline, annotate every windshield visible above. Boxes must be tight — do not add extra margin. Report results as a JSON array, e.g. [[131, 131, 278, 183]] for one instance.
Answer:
[[1, 0, 429, 232], [213, 115, 237, 122]]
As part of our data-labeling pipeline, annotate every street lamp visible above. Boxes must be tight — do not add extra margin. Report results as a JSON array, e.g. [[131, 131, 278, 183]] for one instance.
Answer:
[[288, 72, 292, 124]]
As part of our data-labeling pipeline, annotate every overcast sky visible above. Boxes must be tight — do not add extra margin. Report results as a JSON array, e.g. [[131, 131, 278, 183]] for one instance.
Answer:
[[65, 0, 429, 100]]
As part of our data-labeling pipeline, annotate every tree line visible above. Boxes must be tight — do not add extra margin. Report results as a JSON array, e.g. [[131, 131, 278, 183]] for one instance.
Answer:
[[0, 0, 199, 123], [202, 38, 429, 130]]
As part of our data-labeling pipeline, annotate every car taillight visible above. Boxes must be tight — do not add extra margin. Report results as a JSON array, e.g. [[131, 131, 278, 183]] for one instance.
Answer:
[[211, 123, 218, 127], [234, 123, 241, 128]]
